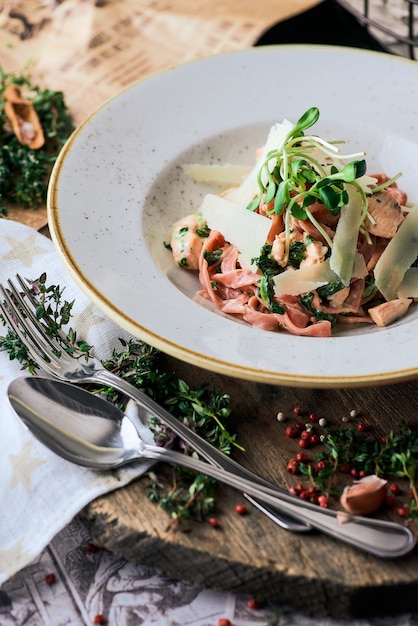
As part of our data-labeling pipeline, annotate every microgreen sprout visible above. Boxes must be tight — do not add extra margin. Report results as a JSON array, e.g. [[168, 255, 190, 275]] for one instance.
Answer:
[[246, 106, 374, 264]]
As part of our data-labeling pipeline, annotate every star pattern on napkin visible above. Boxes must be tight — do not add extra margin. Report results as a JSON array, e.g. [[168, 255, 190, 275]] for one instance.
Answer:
[[3, 234, 49, 268], [0, 539, 35, 577], [0, 220, 155, 587], [73, 301, 107, 330], [84, 470, 125, 492], [9, 440, 46, 492]]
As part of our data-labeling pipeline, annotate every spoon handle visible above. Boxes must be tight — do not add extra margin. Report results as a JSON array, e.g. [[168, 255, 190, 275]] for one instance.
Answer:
[[94, 369, 311, 532], [142, 443, 415, 559]]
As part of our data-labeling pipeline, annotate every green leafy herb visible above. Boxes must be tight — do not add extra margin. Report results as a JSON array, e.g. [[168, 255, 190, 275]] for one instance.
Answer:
[[245, 106, 389, 263], [0, 66, 74, 215], [316, 279, 345, 299], [299, 292, 337, 325], [203, 248, 222, 266], [287, 240, 307, 269], [253, 244, 285, 314], [296, 421, 418, 519]]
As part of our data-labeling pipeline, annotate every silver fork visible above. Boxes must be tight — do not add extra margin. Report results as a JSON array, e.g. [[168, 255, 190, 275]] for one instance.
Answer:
[[0, 274, 311, 533]]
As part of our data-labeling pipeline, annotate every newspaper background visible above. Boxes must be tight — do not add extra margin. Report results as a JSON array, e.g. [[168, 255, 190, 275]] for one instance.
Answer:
[[2, 0, 321, 231], [0, 0, 322, 126], [1, 0, 416, 624]]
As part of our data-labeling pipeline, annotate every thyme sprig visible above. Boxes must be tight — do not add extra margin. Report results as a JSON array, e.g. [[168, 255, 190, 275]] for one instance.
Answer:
[[0, 274, 237, 524], [0, 66, 74, 215], [297, 421, 418, 519]]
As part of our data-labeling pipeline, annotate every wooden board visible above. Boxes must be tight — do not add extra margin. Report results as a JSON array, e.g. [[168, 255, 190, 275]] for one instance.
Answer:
[[80, 354, 418, 619]]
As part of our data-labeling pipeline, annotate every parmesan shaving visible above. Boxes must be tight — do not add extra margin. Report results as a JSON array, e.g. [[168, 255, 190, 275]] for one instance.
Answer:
[[374, 204, 418, 301], [329, 188, 365, 286], [199, 194, 271, 269], [182, 163, 251, 188], [225, 119, 293, 208], [397, 268, 418, 298], [273, 258, 339, 297]]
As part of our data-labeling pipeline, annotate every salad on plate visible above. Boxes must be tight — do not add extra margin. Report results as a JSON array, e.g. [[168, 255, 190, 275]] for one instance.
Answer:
[[170, 107, 418, 337]]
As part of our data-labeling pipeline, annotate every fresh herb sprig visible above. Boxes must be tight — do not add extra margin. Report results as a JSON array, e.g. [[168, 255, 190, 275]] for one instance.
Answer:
[[0, 67, 74, 215], [252, 244, 285, 314], [0, 274, 238, 525], [247, 107, 367, 219], [246, 106, 400, 264], [297, 421, 418, 519]]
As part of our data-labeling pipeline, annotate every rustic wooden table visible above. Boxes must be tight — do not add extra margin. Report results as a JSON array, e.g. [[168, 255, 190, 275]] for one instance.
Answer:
[[80, 354, 418, 619]]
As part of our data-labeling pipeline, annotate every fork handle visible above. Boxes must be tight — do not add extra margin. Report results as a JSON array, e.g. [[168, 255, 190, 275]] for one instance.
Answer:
[[92, 368, 312, 532]]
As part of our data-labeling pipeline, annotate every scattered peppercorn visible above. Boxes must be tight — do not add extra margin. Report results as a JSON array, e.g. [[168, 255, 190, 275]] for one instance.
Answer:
[[208, 517, 220, 528], [44, 573, 56, 585], [390, 483, 402, 495], [247, 598, 261, 609], [235, 504, 248, 515], [93, 615, 106, 625], [318, 495, 329, 508], [285, 425, 298, 438], [287, 458, 300, 474], [86, 542, 100, 554], [397, 505, 409, 518]]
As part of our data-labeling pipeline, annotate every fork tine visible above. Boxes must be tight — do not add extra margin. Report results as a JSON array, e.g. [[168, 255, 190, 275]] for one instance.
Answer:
[[4, 280, 54, 352], [0, 281, 61, 372], [15, 274, 69, 343], [0, 293, 47, 372], [8, 278, 65, 352]]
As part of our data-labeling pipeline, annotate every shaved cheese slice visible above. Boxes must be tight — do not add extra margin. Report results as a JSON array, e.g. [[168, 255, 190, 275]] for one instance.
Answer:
[[374, 204, 418, 301], [225, 119, 294, 208], [353, 251, 368, 279], [329, 188, 365, 286], [182, 163, 251, 187], [357, 174, 378, 193], [397, 268, 418, 298], [200, 194, 271, 269], [273, 258, 339, 297]]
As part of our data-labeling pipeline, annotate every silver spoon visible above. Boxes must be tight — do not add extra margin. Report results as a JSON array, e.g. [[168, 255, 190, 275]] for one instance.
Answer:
[[8, 376, 416, 559]]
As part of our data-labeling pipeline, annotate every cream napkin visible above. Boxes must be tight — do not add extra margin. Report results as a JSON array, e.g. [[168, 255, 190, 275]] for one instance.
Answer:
[[0, 219, 155, 585]]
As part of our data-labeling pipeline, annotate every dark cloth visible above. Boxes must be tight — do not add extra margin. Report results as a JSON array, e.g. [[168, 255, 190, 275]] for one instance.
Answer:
[[255, 0, 388, 52]]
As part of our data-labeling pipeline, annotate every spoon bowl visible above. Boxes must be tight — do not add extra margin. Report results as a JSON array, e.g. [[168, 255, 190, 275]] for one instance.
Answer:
[[7, 376, 417, 559]]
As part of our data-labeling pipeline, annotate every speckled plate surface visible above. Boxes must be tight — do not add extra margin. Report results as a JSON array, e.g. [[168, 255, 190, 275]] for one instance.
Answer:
[[48, 44, 418, 388]]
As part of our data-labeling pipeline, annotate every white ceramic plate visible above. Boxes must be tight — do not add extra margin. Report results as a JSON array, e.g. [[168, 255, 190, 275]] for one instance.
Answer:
[[48, 44, 418, 388]]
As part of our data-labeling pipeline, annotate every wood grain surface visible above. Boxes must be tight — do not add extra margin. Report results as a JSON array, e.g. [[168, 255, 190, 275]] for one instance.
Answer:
[[80, 354, 418, 619]]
